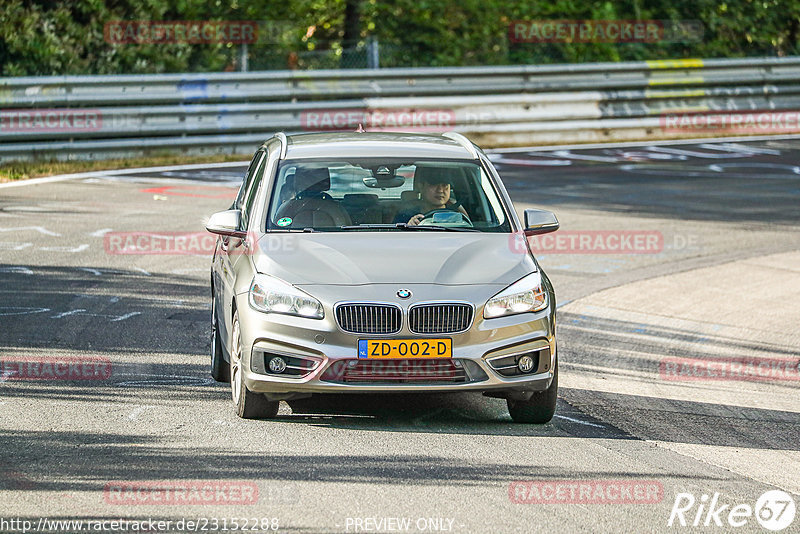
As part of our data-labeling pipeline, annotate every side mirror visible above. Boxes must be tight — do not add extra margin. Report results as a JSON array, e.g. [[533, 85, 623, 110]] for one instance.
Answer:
[[206, 210, 246, 238], [523, 209, 559, 236]]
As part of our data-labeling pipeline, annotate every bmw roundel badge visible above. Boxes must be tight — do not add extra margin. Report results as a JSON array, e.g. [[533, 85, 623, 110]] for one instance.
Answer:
[[397, 289, 412, 299]]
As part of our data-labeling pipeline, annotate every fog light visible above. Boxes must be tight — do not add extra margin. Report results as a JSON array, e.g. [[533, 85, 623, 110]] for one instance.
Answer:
[[268, 357, 287, 374], [517, 355, 535, 373]]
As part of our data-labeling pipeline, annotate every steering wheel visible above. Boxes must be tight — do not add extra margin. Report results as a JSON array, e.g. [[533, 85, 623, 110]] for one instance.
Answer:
[[418, 208, 473, 227]]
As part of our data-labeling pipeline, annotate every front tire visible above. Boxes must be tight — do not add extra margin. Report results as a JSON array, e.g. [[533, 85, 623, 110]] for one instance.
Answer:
[[210, 297, 230, 383], [230, 311, 280, 419], [507, 362, 558, 424]]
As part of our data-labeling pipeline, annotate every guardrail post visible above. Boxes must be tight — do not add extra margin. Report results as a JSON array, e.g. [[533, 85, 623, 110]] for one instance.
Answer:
[[367, 37, 380, 69], [240, 43, 249, 72]]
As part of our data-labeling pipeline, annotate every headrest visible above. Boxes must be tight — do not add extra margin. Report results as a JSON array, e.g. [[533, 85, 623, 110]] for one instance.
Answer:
[[414, 166, 457, 187], [400, 190, 420, 202], [294, 167, 331, 193], [342, 193, 379, 206]]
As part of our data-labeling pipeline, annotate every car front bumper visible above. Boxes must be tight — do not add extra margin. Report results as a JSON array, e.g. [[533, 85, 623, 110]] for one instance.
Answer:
[[235, 283, 556, 397]]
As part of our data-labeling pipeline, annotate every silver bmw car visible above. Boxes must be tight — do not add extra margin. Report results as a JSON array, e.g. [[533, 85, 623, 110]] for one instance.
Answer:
[[207, 131, 560, 423]]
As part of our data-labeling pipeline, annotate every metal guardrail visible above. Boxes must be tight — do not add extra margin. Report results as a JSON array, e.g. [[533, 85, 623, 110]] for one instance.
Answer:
[[2, 57, 800, 161]]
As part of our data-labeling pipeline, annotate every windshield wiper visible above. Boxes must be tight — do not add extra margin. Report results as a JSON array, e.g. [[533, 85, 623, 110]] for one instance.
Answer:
[[267, 227, 316, 233], [339, 224, 398, 230], [338, 224, 479, 232], [394, 223, 479, 232]]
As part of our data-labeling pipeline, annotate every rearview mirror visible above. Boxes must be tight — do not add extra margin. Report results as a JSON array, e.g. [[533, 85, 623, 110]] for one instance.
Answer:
[[523, 209, 559, 236], [206, 210, 246, 238], [363, 176, 405, 188]]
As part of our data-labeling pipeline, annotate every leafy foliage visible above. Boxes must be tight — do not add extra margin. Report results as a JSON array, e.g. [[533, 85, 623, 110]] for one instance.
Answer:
[[1, 0, 798, 75]]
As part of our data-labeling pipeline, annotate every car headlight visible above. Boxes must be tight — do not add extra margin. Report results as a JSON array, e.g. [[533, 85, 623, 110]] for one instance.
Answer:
[[484, 271, 548, 319], [248, 274, 324, 319]]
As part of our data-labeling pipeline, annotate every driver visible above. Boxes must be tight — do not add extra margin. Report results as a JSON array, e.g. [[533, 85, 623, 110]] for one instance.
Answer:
[[393, 168, 469, 225]]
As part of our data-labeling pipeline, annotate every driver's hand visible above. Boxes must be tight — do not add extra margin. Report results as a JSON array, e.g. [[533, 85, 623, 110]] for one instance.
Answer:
[[407, 213, 424, 226]]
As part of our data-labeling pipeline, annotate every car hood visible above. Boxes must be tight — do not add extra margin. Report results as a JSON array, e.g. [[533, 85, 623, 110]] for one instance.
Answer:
[[252, 232, 535, 286]]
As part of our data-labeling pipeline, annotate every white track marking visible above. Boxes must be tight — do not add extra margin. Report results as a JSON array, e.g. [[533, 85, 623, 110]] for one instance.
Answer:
[[708, 162, 800, 175], [74, 294, 122, 303], [488, 133, 800, 153], [491, 156, 572, 166], [89, 228, 113, 237], [700, 142, 782, 155], [554, 414, 605, 428], [0, 226, 60, 236], [39, 244, 89, 253], [170, 268, 208, 274], [51, 309, 86, 319], [551, 150, 621, 162], [46, 309, 141, 321], [0, 307, 50, 316], [111, 312, 141, 322], [0, 266, 33, 275], [0, 242, 33, 251], [646, 145, 757, 159]]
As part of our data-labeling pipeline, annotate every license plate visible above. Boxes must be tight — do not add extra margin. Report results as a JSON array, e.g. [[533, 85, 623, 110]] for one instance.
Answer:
[[358, 339, 452, 359]]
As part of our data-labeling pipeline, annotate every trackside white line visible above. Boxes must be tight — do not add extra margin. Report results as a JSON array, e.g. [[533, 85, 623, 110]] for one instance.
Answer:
[[487, 133, 800, 153], [554, 414, 605, 428], [111, 312, 141, 322], [51, 309, 86, 319], [0, 160, 249, 189]]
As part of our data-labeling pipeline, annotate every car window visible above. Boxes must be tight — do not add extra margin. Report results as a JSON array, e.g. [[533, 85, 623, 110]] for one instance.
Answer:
[[265, 158, 510, 232], [240, 151, 267, 229], [235, 150, 266, 213]]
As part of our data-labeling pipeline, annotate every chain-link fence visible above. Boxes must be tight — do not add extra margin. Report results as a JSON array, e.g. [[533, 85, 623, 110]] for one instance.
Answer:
[[247, 39, 379, 71], [236, 35, 800, 72]]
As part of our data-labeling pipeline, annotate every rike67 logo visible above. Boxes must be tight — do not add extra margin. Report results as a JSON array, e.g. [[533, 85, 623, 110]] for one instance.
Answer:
[[668, 490, 796, 531]]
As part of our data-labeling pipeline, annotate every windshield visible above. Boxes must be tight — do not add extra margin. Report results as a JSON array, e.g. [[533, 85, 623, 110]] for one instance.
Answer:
[[265, 158, 511, 232]]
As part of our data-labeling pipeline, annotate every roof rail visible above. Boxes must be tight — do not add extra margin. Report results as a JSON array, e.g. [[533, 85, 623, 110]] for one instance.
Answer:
[[442, 132, 479, 160], [273, 132, 288, 159]]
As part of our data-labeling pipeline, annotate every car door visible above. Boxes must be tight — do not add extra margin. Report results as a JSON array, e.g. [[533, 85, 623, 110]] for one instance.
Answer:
[[213, 149, 267, 346]]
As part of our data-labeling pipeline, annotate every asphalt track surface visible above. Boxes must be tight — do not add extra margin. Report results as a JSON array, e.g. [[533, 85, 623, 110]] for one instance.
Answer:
[[1, 137, 799, 533]]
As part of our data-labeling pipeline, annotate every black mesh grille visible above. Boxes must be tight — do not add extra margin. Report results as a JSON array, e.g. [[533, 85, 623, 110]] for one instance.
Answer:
[[335, 304, 402, 334], [409, 304, 473, 334], [320, 359, 469, 384]]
